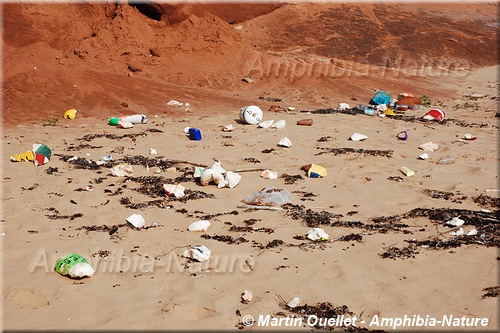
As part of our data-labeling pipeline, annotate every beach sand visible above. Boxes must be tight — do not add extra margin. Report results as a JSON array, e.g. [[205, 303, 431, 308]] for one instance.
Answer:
[[1, 2, 499, 332]]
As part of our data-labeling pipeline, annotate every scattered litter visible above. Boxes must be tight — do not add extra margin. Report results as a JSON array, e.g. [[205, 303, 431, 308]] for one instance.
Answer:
[[163, 184, 186, 198], [109, 163, 134, 177], [188, 128, 202, 141], [419, 141, 439, 152], [450, 228, 464, 236], [242, 187, 293, 206], [306, 227, 329, 241], [467, 229, 478, 236], [241, 290, 253, 303], [437, 156, 456, 165], [122, 114, 147, 124], [396, 130, 408, 141], [350, 132, 368, 141], [167, 100, 187, 107], [13, 144, 51, 166], [126, 213, 146, 229], [296, 119, 313, 126], [242, 77, 254, 83], [370, 91, 391, 105], [149, 148, 158, 155], [377, 104, 388, 112], [271, 120, 286, 129], [287, 296, 301, 308], [84, 185, 94, 192], [301, 164, 327, 178], [287, 107, 296, 111], [183, 245, 211, 262], [197, 162, 240, 189], [339, 103, 350, 110], [463, 134, 477, 140], [188, 220, 211, 232], [55, 253, 94, 279], [278, 137, 292, 148], [400, 166, 415, 177], [259, 120, 274, 128], [261, 170, 278, 179], [239, 105, 263, 125], [422, 109, 445, 121], [225, 171, 241, 189], [222, 124, 235, 132], [419, 153, 429, 160], [118, 120, 134, 129], [63, 109, 78, 119], [446, 217, 465, 227]]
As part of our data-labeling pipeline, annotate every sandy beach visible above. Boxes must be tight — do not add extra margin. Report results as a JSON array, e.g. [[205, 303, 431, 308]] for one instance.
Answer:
[[1, 2, 499, 332]]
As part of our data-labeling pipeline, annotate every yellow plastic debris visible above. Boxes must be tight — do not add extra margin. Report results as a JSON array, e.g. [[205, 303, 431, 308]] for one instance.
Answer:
[[10, 151, 34, 162], [64, 109, 78, 119]]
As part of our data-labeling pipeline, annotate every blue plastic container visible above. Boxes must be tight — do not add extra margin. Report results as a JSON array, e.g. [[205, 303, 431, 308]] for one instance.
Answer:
[[188, 128, 202, 141]]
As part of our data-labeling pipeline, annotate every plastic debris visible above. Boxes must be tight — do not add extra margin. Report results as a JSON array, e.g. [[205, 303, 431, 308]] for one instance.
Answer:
[[400, 166, 415, 177], [183, 245, 211, 262], [467, 229, 478, 236], [339, 103, 350, 110], [63, 109, 78, 119], [225, 171, 241, 189], [242, 187, 293, 206], [450, 228, 464, 236], [396, 130, 408, 140], [122, 114, 147, 124], [446, 217, 465, 227], [241, 290, 253, 303], [109, 163, 133, 177], [126, 213, 146, 229], [187, 220, 211, 232], [350, 132, 368, 141], [437, 156, 456, 165], [419, 141, 439, 152], [271, 120, 286, 129], [278, 137, 292, 148], [422, 109, 445, 121], [188, 128, 202, 141], [287, 296, 301, 308], [306, 227, 329, 241], [261, 170, 278, 179], [163, 184, 186, 198], [258, 120, 274, 128], [55, 253, 94, 278], [222, 124, 235, 132], [463, 134, 477, 140], [419, 153, 429, 160], [239, 105, 263, 125], [149, 148, 158, 155], [301, 164, 327, 178], [296, 119, 313, 126]]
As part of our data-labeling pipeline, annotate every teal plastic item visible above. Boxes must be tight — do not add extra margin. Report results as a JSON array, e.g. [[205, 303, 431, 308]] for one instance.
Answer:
[[370, 91, 391, 105]]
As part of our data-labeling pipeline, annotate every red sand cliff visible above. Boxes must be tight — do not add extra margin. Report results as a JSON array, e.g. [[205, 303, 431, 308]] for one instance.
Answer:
[[2, 2, 498, 126]]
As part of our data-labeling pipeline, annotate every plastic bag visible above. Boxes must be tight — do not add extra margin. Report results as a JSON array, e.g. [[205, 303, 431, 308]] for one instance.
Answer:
[[242, 187, 293, 206]]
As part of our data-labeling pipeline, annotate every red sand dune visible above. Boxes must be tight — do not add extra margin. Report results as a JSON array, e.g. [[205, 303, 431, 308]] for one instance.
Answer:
[[2, 2, 498, 126]]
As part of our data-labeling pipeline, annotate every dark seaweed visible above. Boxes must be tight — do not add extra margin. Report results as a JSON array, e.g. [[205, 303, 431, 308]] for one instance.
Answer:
[[281, 174, 304, 185], [482, 286, 500, 299], [380, 244, 419, 260], [45, 167, 60, 175], [315, 147, 393, 158], [244, 157, 261, 164], [201, 234, 248, 245], [422, 189, 467, 203], [284, 204, 343, 227]]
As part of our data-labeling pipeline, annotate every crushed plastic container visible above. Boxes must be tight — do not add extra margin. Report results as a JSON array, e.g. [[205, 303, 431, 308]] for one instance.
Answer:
[[55, 253, 94, 278]]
